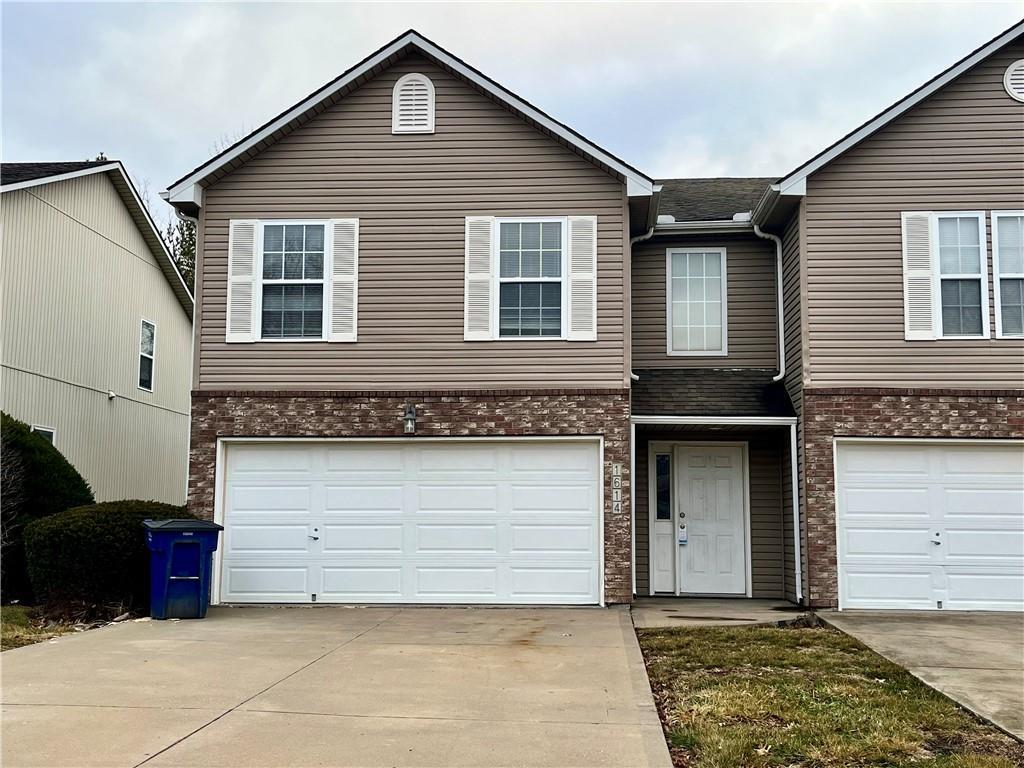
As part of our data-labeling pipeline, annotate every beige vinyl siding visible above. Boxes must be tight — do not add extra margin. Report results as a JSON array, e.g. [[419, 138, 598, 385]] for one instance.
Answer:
[[631, 234, 778, 368], [0, 174, 191, 503], [196, 55, 628, 391], [633, 429, 787, 598], [803, 39, 1024, 388]]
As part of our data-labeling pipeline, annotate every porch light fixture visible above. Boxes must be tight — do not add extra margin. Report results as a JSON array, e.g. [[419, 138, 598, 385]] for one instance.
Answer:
[[403, 404, 417, 435]]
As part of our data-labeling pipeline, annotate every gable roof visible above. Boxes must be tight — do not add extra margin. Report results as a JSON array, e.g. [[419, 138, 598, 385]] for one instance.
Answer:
[[756, 18, 1024, 221], [656, 178, 774, 223], [163, 29, 654, 214], [1, 161, 193, 316]]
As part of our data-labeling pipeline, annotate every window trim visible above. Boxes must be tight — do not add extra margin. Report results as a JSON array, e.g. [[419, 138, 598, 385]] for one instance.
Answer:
[[931, 211, 990, 340], [492, 216, 569, 341], [665, 247, 729, 357], [138, 318, 156, 392], [256, 220, 331, 343], [992, 210, 1024, 339], [30, 424, 56, 446]]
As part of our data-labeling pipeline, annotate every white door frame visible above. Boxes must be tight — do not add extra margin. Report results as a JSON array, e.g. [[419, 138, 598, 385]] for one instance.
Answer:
[[647, 440, 752, 597], [211, 435, 606, 606]]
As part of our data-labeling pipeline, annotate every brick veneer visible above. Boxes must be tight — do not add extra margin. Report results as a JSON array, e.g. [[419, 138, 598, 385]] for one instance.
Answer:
[[188, 389, 634, 603], [802, 389, 1024, 608]]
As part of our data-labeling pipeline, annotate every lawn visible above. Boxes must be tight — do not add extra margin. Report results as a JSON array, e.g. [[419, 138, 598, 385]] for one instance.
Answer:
[[0, 605, 74, 651], [637, 624, 1024, 768]]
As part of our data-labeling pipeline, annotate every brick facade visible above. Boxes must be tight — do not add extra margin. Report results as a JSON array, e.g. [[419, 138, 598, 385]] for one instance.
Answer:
[[188, 389, 634, 603], [802, 388, 1024, 607]]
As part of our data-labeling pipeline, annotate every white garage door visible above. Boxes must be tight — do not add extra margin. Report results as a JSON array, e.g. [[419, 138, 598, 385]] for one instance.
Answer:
[[219, 439, 601, 604], [836, 440, 1024, 611]]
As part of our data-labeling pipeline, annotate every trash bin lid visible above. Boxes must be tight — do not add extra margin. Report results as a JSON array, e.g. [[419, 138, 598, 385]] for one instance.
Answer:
[[143, 519, 224, 531]]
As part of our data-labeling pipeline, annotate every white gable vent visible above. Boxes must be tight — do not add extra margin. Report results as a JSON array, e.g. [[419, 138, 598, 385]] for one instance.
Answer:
[[1005, 59, 1024, 103], [392, 73, 435, 134]]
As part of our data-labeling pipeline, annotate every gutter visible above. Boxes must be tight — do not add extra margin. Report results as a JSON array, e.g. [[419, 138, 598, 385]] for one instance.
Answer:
[[753, 224, 786, 383], [652, 219, 753, 235]]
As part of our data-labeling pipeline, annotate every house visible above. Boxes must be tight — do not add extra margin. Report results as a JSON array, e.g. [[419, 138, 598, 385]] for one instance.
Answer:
[[164, 24, 1023, 610], [1, 161, 194, 504]]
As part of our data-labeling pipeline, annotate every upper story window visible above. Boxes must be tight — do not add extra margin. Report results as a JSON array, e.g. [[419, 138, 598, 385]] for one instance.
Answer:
[[260, 223, 325, 339], [498, 220, 565, 338], [30, 425, 55, 445], [392, 73, 435, 134], [936, 213, 987, 338], [993, 211, 1024, 338], [666, 248, 728, 356], [138, 319, 155, 391]]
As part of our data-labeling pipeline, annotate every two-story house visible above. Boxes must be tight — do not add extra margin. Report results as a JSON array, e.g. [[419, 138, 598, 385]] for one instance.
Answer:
[[1, 161, 193, 503], [165, 25, 1023, 610]]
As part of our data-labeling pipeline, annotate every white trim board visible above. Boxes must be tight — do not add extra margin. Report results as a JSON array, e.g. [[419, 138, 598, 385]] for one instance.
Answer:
[[632, 415, 797, 426], [166, 31, 654, 206]]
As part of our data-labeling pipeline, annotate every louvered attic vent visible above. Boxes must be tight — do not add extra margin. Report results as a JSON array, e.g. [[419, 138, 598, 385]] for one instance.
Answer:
[[1005, 59, 1024, 103], [392, 73, 435, 134]]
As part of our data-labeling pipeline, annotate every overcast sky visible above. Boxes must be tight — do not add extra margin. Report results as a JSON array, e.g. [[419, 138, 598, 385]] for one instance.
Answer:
[[3, 2, 1020, 227]]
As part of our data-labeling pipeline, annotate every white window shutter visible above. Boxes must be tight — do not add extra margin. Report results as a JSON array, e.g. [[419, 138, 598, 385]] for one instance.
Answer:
[[567, 215, 598, 341], [901, 212, 936, 340], [328, 219, 359, 342], [464, 217, 494, 340], [226, 220, 258, 343]]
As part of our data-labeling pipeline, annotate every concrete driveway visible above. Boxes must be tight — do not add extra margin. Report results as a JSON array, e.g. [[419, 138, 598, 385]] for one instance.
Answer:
[[826, 611, 1024, 739], [1, 606, 671, 768]]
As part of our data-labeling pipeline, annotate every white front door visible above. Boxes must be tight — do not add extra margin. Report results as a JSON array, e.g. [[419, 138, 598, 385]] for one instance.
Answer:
[[219, 439, 602, 605], [676, 444, 747, 595], [836, 440, 1024, 611]]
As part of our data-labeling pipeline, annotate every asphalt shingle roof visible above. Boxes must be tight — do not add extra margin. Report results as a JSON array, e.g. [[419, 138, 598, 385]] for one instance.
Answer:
[[656, 177, 774, 222], [632, 368, 794, 417], [1, 161, 113, 186]]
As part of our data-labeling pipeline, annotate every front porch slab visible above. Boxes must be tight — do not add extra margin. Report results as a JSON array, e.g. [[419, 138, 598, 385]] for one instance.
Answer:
[[631, 597, 806, 628]]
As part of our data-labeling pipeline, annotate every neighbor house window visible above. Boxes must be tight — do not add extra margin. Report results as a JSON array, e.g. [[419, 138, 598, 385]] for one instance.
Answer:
[[936, 213, 987, 338], [667, 248, 727, 355], [260, 223, 325, 339], [30, 425, 55, 445], [138, 319, 155, 391], [993, 211, 1024, 338], [497, 219, 565, 338]]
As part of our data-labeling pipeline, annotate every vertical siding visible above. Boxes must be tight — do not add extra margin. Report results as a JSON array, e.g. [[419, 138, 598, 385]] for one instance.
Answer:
[[197, 54, 628, 390], [631, 234, 778, 368], [0, 173, 191, 503], [633, 429, 787, 598], [804, 39, 1024, 388]]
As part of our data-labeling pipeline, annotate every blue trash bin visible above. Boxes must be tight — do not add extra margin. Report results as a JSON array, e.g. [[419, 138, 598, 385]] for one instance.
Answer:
[[143, 520, 223, 619]]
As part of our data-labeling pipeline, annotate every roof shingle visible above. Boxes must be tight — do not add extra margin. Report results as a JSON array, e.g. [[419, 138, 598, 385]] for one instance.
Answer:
[[1, 161, 114, 186], [631, 368, 794, 417], [656, 177, 774, 222]]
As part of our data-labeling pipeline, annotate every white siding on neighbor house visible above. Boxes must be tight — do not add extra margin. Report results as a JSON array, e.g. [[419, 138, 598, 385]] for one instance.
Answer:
[[0, 173, 192, 503]]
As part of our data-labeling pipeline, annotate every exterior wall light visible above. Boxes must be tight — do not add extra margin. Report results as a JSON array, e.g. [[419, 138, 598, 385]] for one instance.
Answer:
[[403, 404, 417, 435]]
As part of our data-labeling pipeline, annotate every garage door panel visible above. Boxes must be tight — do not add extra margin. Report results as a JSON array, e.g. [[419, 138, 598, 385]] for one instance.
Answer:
[[837, 441, 1024, 612], [230, 447, 313, 474], [324, 485, 403, 512], [321, 524, 403, 552], [231, 485, 312, 513], [418, 485, 498, 512], [221, 440, 601, 605]]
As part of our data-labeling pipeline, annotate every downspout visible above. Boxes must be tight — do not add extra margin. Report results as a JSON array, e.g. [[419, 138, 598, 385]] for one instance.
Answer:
[[789, 422, 804, 603], [753, 224, 786, 383], [628, 226, 654, 384]]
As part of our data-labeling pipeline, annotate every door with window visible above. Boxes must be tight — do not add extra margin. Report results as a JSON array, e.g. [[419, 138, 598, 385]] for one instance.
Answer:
[[649, 443, 749, 595]]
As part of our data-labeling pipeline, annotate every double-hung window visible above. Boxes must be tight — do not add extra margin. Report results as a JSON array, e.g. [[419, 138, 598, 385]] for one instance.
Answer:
[[666, 248, 727, 355], [497, 219, 565, 338], [260, 223, 325, 339], [993, 211, 1024, 338], [138, 319, 155, 391], [935, 213, 988, 338]]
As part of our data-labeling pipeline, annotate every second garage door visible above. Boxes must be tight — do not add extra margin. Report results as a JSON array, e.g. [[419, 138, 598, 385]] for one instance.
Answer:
[[836, 440, 1024, 611], [219, 439, 601, 605]]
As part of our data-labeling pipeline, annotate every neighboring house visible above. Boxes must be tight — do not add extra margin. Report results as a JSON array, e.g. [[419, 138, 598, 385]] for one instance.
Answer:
[[1, 161, 193, 504], [164, 25, 1023, 610]]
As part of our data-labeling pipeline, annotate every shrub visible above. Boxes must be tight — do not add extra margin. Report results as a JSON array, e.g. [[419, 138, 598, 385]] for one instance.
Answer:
[[24, 500, 195, 615], [1, 413, 94, 601]]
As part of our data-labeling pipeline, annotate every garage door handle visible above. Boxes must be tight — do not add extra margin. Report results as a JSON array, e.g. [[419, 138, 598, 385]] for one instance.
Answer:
[[308, 535, 319, 541]]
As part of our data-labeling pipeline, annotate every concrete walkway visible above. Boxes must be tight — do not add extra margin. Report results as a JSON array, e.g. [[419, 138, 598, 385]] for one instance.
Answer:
[[1, 606, 671, 768], [824, 611, 1024, 740], [631, 597, 806, 628]]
